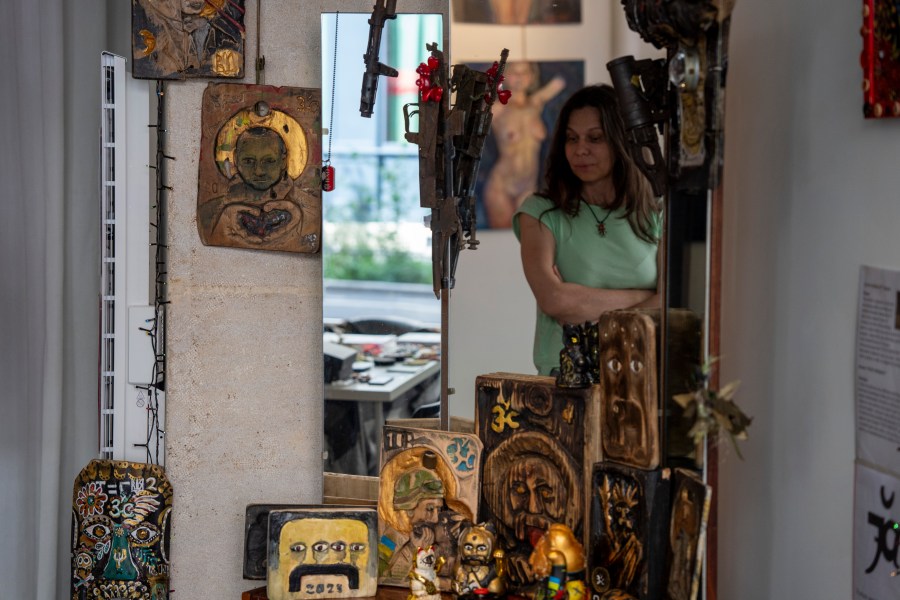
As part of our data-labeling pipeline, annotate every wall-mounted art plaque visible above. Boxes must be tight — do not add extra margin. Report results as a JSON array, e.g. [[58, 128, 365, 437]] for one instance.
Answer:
[[588, 463, 670, 600], [132, 0, 246, 80], [267, 508, 378, 600], [475, 373, 601, 594], [377, 426, 482, 590], [198, 83, 322, 253], [70, 459, 173, 600], [665, 469, 711, 600]]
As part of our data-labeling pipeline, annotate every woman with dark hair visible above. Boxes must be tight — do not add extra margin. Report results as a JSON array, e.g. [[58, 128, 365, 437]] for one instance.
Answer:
[[512, 84, 662, 375]]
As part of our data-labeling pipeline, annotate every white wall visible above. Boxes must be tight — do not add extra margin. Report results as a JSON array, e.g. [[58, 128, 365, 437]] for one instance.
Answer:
[[719, 0, 900, 598]]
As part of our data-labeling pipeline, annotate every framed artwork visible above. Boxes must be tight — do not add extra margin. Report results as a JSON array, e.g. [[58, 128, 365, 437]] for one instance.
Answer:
[[377, 426, 482, 590], [131, 0, 245, 80], [267, 508, 379, 600], [468, 60, 583, 229], [452, 0, 582, 24], [475, 372, 601, 595], [70, 460, 173, 600], [197, 83, 322, 253], [862, 0, 900, 118]]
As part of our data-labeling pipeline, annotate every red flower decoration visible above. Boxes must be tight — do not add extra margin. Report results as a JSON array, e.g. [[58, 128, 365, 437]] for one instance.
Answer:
[[485, 61, 511, 105], [415, 56, 443, 103], [76, 482, 108, 518]]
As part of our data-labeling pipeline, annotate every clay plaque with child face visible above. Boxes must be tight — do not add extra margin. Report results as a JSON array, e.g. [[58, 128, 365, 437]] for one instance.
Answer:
[[197, 83, 322, 253], [475, 373, 600, 594], [377, 426, 482, 590]]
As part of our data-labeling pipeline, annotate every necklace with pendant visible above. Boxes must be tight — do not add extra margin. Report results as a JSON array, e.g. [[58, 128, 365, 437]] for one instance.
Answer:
[[582, 199, 614, 237]]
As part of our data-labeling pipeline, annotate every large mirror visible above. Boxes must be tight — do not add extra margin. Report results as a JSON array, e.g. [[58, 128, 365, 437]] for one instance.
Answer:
[[321, 4, 449, 476]]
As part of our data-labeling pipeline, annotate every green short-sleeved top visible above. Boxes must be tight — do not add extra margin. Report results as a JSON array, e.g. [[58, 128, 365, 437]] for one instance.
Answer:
[[513, 194, 661, 375]]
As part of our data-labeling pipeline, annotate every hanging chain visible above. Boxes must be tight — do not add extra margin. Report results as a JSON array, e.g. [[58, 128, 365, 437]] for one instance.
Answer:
[[326, 11, 339, 166]]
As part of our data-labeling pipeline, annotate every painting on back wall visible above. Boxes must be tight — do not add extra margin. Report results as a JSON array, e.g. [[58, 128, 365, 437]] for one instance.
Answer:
[[468, 59, 583, 229], [452, 0, 581, 24]]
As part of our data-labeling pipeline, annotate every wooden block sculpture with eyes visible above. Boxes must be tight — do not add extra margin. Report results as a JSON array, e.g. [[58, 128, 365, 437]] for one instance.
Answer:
[[587, 463, 671, 600], [597, 311, 660, 469], [266, 508, 378, 600], [666, 469, 711, 600], [476, 373, 602, 595], [197, 83, 322, 253], [377, 426, 482, 591], [598, 309, 702, 468], [70, 459, 173, 600]]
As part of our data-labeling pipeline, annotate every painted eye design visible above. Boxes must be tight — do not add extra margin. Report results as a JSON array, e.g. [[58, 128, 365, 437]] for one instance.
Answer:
[[477, 545, 487, 552], [129, 523, 160, 547], [349, 543, 366, 552], [312, 541, 329, 553], [607, 358, 622, 373], [630, 359, 643, 374], [331, 541, 346, 552], [464, 544, 474, 552], [290, 543, 307, 553], [75, 552, 93, 568], [82, 522, 111, 543]]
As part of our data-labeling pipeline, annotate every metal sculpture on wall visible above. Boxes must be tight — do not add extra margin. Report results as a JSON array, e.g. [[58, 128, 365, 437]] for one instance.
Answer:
[[197, 83, 322, 253], [377, 426, 482, 590], [666, 469, 711, 600], [588, 463, 670, 600], [476, 373, 601, 595], [132, 0, 245, 80], [71, 459, 173, 600], [266, 508, 378, 600]]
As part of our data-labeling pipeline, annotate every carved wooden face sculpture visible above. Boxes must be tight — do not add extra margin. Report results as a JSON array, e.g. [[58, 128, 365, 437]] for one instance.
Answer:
[[70, 460, 172, 600], [598, 312, 659, 469], [267, 509, 378, 600]]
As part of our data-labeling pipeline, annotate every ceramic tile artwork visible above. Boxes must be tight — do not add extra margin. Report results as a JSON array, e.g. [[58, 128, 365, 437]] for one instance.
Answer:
[[377, 425, 483, 591], [197, 83, 322, 253], [71, 459, 173, 600], [131, 0, 246, 79], [475, 373, 599, 595], [267, 508, 378, 600], [588, 463, 671, 600]]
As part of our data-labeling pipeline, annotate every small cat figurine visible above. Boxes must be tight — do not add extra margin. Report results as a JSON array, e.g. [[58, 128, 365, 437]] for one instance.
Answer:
[[408, 545, 445, 600]]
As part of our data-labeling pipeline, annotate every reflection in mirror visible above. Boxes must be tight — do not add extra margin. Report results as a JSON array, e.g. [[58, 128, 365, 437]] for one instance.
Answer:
[[321, 12, 445, 476]]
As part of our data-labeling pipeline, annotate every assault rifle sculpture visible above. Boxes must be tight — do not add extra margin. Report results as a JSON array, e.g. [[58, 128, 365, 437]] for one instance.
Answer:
[[403, 44, 510, 299], [359, 0, 398, 118]]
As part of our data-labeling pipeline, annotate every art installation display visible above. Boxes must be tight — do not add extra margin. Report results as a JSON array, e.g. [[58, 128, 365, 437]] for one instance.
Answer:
[[266, 508, 378, 600], [588, 463, 671, 600], [197, 83, 322, 253], [377, 426, 483, 590], [453, 522, 507, 598], [71, 459, 173, 600], [131, 0, 246, 79], [666, 470, 711, 600], [475, 373, 601, 594]]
